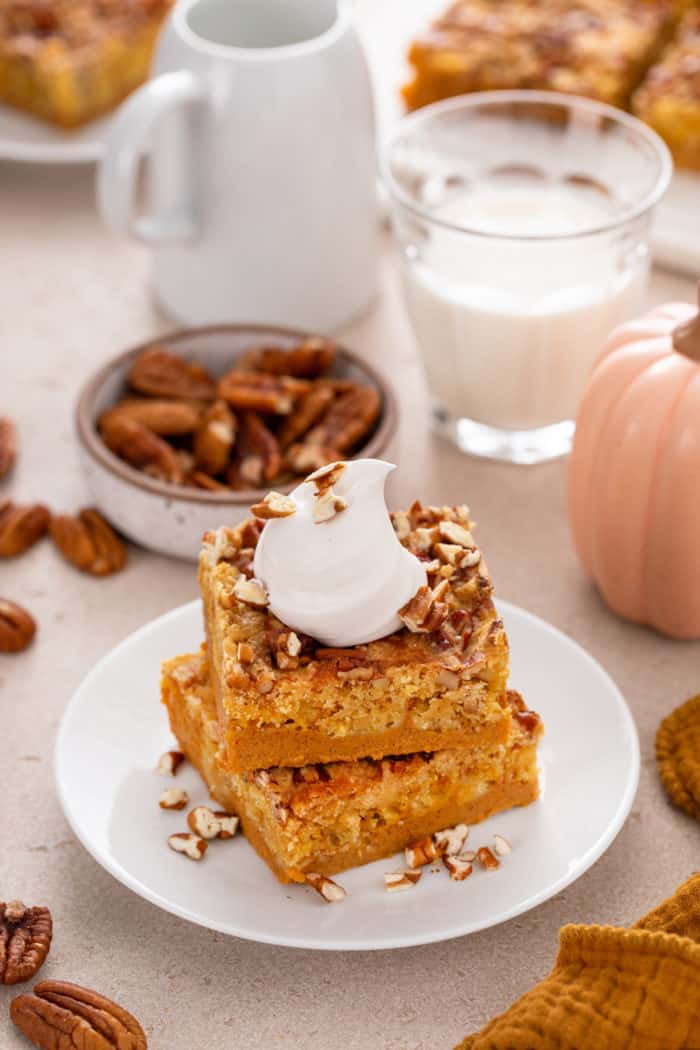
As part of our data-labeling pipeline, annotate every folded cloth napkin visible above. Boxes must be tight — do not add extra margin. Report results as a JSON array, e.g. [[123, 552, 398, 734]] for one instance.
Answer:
[[455, 873, 700, 1050], [656, 694, 700, 821]]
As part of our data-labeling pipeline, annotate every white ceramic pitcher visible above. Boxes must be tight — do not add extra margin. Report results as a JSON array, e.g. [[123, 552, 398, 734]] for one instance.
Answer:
[[97, 0, 377, 330]]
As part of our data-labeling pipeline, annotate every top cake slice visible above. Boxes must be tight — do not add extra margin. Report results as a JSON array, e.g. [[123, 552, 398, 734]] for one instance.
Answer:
[[199, 500, 510, 771]]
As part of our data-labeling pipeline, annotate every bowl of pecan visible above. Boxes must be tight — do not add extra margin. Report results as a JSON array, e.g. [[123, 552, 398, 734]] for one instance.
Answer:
[[76, 325, 397, 560]]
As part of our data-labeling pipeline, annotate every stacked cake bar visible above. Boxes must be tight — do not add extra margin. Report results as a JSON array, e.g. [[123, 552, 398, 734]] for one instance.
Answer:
[[161, 494, 542, 884]]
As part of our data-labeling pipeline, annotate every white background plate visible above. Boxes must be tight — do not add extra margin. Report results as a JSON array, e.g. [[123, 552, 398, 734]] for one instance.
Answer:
[[55, 598, 639, 951], [0, 105, 108, 163]]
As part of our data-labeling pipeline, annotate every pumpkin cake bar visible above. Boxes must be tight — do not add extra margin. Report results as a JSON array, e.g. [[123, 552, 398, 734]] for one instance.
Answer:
[[198, 502, 511, 772], [401, 0, 673, 112], [633, 8, 700, 171], [162, 650, 542, 883], [0, 0, 174, 128]]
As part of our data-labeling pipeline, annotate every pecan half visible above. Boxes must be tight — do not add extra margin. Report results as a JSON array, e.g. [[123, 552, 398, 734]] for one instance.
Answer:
[[218, 370, 310, 415], [100, 416, 183, 484], [0, 502, 50, 557], [277, 384, 335, 449], [303, 384, 380, 452], [0, 417, 17, 479], [50, 508, 126, 576], [98, 398, 202, 436], [11, 980, 147, 1050], [0, 600, 36, 653], [193, 399, 236, 475], [0, 901, 52, 984], [128, 345, 216, 400], [227, 412, 281, 488], [240, 338, 336, 377]]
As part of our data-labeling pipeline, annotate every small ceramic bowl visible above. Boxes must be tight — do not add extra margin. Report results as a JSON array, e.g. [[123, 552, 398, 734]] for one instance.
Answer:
[[76, 325, 398, 561]]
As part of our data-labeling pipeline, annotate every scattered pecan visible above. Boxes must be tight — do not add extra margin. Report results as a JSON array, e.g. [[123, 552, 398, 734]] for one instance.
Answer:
[[98, 397, 201, 436], [277, 383, 335, 449], [159, 789, 189, 810], [187, 806, 239, 840], [477, 846, 500, 871], [100, 415, 183, 484], [218, 370, 309, 415], [167, 832, 207, 860], [10, 980, 147, 1050], [305, 873, 346, 903], [240, 338, 336, 377], [50, 508, 126, 576], [227, 412, 281, 488], [303, 384, 380, 452], [0, 901, 52, 985], [193, 399, 236, 475], [156, 750, 185, 776], [444, 854, 473, 881], [0, 501, 50, 557], [493, 834, 511, 856], [384, 870, 422, 893], [128, 345, 216, 400], [0, 417, 17, 479], [0, 600, 36, 653]]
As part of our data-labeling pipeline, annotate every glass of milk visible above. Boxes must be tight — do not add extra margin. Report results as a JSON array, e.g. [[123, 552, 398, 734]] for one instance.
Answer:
[[382, 91, 672, 464]]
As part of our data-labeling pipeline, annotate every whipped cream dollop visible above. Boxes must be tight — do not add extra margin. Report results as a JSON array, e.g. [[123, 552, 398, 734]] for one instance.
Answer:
[[253, 459, 426, 647]]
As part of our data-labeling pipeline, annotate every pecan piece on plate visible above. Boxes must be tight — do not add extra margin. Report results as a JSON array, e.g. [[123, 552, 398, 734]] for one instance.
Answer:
[[0, 600, 36, 653], [218, 370, 310, 415], [277, 383, 335, 450], [303, 384, 381, 453], [100, 415, 184, 484], [0, 417, 17, 479], [10, 980, 147, 1050], [50, 508, 126, 576], [98, 398, 202, 436], [227, 412, 281, 488], [0, 901, 52, 985], [128, 345, 216, 400], [0, 501, 50, 557], [193, 399, 237, 476], [240, 337, 336, 377]]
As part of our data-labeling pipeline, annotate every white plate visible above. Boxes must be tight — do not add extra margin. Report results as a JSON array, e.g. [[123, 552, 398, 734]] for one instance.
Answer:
[[55, 599, 639, 951], [0, 104, 108, 164]]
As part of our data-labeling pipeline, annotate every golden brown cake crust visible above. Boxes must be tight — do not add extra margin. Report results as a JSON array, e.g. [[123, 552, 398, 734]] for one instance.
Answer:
[[161, 651, 542, 883], [198, 503, 510, 771], [401, 0, 672, 111]]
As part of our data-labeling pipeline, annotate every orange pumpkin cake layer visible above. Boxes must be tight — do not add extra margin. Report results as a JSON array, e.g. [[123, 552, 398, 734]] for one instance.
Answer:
[[162, 651, 542, 884], [401, 0, 673, 112], [198, 503, 510, 772], [0, 0, 174, 128]]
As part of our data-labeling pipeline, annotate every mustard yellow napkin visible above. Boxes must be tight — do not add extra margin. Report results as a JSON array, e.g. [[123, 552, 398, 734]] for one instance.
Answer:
[[657, 694, 700, 821], [455, 873, 700, 1050]]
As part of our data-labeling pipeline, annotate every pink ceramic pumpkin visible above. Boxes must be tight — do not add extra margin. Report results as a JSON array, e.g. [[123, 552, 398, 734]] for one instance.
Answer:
[[569, 290, 700, 639]]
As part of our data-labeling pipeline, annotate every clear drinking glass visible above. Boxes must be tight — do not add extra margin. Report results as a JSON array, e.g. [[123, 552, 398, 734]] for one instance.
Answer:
[[382, 91, 672, 464]]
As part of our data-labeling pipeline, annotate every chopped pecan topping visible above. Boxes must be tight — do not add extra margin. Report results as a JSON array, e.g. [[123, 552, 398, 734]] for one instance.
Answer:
[[98, 397, 201, 436], [0, 902, 52, 985], [0, 502, 50, 558], [444, 854, 473, 881], [277, 384, 335, 449], [202, 525, 240, 565], [241, 338, 336, 378], [218, 370, 309, 415], [100, 415, 184, 483], [237, 641, 254, 664], [303, 384, 380, 453], [434, 823, 469, 856], [274, 630, 302, 670], [493, 834, 511, 856], [159, 788, 189, 810], [128, 346, 216, 400], [10, 980, 147, 1050], [167, 833, 207, 860], [233, 576, 269, 608], [391, 510, 411, 541], [187, 806, 239, 840], [305, 873, 346, 903], [476, 846, 500, 871], [398, 582, 449, 633], [438, 520, 474, 547], [251, 491, 297, 519], [0, 599, 36, 653], [193, 399, 236, 475], [384, 870, 422, 893], [337, 666, 373, 681], [306, 460, 347, 523], [156, 750, 185, 776], [405, 836, 440, 868], [0, 417, 17, 479], [227, 412, 281, 488], [50, 508, 126, 576]]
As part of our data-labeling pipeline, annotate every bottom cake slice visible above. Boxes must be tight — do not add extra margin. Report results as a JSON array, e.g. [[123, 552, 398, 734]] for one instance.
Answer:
[[161, 650, 542, 884]]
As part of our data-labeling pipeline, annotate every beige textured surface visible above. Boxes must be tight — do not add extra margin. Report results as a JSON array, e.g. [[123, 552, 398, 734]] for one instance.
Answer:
[[1, 43, 699, 1050]]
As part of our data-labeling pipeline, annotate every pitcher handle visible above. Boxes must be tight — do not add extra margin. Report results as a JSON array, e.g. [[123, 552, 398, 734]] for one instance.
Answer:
[[97, 70, 206, 244]]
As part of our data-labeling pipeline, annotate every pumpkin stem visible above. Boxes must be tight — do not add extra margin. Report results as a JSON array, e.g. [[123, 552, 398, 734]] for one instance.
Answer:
[[672, 281, 700, 362]]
